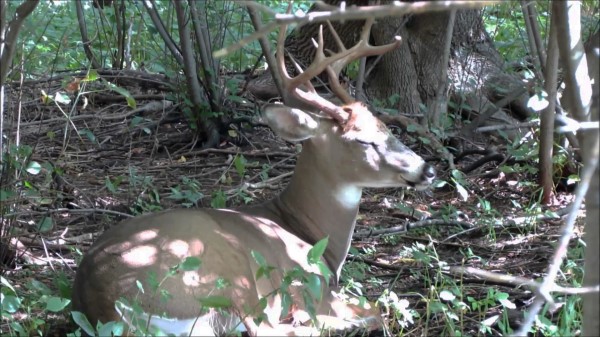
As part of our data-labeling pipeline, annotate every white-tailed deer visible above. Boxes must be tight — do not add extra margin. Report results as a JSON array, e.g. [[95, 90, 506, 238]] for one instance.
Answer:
[[72, 17, 435, 337]]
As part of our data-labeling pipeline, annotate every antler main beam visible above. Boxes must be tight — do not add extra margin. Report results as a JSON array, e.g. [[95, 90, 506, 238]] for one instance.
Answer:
[[274, 9, 401, 122]]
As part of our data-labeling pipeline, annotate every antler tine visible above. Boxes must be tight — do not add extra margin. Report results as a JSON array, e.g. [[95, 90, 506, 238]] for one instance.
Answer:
[[274, 13, 402, 123], [275, 18, 350, 122], [324, 18, 402, 104]]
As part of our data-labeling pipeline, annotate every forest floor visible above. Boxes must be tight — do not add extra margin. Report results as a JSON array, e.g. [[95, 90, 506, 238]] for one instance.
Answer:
[[1, 75, 585, 336]]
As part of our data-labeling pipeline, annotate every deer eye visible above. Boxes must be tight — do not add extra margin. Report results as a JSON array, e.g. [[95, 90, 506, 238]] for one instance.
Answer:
[[356, 139, 374, 147]]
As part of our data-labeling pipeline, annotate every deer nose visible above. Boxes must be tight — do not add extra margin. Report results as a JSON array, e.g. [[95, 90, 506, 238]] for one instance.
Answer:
[[422, 163, 436, 180]]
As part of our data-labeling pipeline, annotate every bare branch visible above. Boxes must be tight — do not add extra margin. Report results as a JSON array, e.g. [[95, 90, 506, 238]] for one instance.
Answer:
[[215, 0, 496, 59]]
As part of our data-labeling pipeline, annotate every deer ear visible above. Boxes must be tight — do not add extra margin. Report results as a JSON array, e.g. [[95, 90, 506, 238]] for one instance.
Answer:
[[262, 104, 319, 142]]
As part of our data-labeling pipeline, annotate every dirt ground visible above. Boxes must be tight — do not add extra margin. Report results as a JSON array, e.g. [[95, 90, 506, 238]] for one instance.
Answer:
[[1, 74, 584, 336]]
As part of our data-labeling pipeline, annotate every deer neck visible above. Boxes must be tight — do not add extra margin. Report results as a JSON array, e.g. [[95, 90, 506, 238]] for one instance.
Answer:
[[259, 142, 362, 283]]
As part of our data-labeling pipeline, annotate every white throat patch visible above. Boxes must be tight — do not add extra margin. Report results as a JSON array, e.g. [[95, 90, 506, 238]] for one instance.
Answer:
[[334, 185, 363, 209]]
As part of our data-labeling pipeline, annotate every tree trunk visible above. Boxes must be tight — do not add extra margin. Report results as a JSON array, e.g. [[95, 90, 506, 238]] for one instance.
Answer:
[[368, 8, 532, 137]]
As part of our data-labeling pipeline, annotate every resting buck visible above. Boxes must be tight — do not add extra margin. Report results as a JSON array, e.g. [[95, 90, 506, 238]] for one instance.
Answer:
[[72, 17, 435, 336]]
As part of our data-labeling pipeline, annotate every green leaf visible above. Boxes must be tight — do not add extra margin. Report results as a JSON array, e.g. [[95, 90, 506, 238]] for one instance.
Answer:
[[0, 190, 17, 201], [78, 129, 97, 143], [97, 321, 123, 337], [453, 179, 469, 201], [439, 290, 455, 301], [210, 190, 226, 208], [45, 297, 71, 312], [1, 276, 17, 294], [198, 295, 232, 308], [28, 279, 52, 295], [179, 257, 202, 271], [451, 169, 465, 180], [305, 273, 322, 301], [146, 271, 158, 292], [256, 264, 275, 280], [1, 294, 21, 313], [71, 311, 96, 336], [37, 217, 54, 233], [105, 177, 117, 193], [316, 261, 332, 286], [26, 161, 42, 174], [84, 69, 99, 82], [280, 291, 292, 319], [105, 81, 136, 108], [251, 250, 268, 268], [234, 154, 247, 178], [54, 92, 71, 105], [418, 136, 431, 145], [9, 322, 27, 336], [307, 237, 328, 264], [135, 280, 145, 294]]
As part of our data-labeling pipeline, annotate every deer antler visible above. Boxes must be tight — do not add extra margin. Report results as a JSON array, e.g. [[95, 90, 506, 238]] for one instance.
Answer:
[[274, 7, 401, 123]]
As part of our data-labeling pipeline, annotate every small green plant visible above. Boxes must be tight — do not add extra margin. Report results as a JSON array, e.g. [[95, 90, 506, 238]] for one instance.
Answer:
[[1, 276, 71, 337], [128, 167, 162, 214], [210, 189, 227, 208], [168, 177, 203, 207], [104, 176, 124, 194], [251, 237, 332, 326], [378, 289, 418, 334], [259, 164, 271, 181], [341, 259, 370, 283], [467, 288, 516, 335]]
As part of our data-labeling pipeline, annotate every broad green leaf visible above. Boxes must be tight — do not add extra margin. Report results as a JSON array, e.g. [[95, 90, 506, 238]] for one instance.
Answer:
[[105, 81, 136, 108], [234, 154, 247, 178], [54, 92, 71, 104], [36, 217, 54, 233], [135, 280, 145, 294], [9, 321, 27, 336], [439, 290, 455, 301], [0, 190, 17, 201], [71, 311, 95, 336], [45, 296, 71, 312], [453, 180, 469, 201], [305, 273, 322, 301], [1, 276, 17, 294], [78, 129, 97, 143], [1, 294, 21, 313], [26, 161, 42, 174], [251, 250, 268, 268], [280, 291, 292, 319], [308, 237, 328, 264], [146, 271, 158, 292], [316, 261, 332, 286], [97, 321, 121, 337], [179, 257, 202, 271], [28, 279, 52, 295], [406, 123, 419, 132], [84, 69, 99, 82]]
